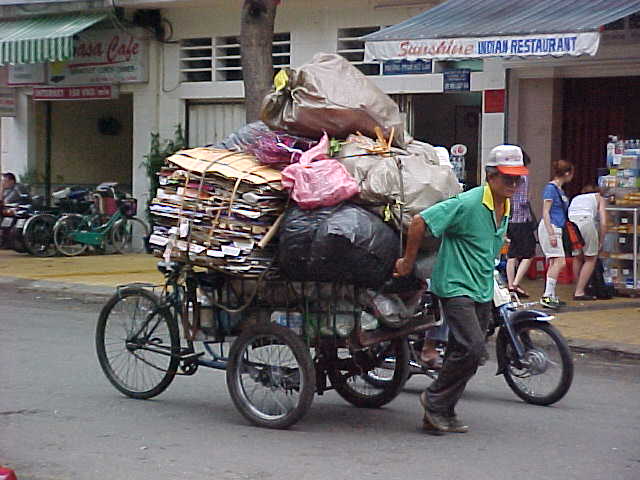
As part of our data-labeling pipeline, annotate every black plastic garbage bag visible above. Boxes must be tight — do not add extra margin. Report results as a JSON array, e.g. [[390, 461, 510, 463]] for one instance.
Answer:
[[278, 203, 399, 287]]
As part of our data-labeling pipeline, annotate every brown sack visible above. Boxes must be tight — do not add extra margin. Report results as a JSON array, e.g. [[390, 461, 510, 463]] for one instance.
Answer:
[[337, 136, 461, 229], [261, 52, 406, 147]]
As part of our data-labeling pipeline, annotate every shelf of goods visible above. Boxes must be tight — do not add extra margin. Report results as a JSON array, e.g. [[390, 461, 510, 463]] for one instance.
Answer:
[[602, 207, 639, 295]]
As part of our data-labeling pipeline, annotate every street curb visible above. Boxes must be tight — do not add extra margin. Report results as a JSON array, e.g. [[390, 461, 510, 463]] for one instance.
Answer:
[[566, 338, 640, 361], [0, 276, 116, 304]]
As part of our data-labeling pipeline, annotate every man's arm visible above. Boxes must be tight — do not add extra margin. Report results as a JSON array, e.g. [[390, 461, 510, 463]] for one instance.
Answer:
[[394, 214, 428, 277]]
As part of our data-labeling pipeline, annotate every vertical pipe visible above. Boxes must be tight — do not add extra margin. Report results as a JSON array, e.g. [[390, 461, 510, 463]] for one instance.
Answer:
[[44, 101, 52, 206]]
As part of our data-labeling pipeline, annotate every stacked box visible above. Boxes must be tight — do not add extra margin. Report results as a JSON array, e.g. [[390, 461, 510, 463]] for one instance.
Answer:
[[148, 148, 287, 276]]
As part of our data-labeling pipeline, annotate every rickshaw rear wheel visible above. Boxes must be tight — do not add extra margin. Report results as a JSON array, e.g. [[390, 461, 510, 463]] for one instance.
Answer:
[[327, 338, 410, 408], [226, 323, 315, 429]]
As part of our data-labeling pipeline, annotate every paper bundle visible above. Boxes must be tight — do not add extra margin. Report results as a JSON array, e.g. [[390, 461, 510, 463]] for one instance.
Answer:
[[148, 148, 287, 276]]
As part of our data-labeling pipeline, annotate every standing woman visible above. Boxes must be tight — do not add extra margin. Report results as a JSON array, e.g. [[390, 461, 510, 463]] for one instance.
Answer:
[[569, 185, 608, 300], [506, 150, 535, 297], [538, 160, 575, 309]]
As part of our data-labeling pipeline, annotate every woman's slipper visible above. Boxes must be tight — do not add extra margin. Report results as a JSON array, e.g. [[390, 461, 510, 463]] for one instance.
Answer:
[[509, 286, 530, 298], [573, 295, 596, 301]]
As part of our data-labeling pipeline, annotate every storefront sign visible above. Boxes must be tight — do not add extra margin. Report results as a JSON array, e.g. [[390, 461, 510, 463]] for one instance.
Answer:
[[33, 85, 119, 101], [0, 88, 16, 116], [443, 69, 470, 92], [484, 89, 505, 113], [47, 28, 148, 86], [383, 59, 432, 75], [8, 64, 46, 86], [365, 32, 600, 61]]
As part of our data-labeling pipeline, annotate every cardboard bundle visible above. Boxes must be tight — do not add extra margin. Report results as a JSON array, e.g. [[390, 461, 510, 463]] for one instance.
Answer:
[[148, 148, 287, 276]]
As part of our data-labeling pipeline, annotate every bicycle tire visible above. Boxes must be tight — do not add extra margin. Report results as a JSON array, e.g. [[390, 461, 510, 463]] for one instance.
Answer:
[[327, 338, 410, 408], [23, 213, 57, 257], [53, 214, 88, 256], [111, 217, 149, 254], [497, 320, 574, 406], [226, 323, 315, 429], [96, 287, 180, 399]]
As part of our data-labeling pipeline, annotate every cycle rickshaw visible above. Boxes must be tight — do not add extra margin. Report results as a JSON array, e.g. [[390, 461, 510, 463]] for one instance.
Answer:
[[95, 260, 434, 429]]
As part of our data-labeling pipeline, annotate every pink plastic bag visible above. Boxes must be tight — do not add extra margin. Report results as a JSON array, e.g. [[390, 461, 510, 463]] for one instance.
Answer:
[[281, 133, 359, 209]]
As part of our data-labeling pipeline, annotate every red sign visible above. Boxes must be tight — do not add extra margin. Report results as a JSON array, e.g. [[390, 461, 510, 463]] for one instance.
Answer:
[[33, 85, 119, 101], [484, 89, 505, 113]]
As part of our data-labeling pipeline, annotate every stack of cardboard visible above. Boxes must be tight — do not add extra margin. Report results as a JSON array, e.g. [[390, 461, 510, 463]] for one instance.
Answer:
[[148, 148, 287, 276]]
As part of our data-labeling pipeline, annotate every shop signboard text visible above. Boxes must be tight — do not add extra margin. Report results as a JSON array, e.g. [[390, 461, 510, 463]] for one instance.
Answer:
[[48, 28, 148, 86]]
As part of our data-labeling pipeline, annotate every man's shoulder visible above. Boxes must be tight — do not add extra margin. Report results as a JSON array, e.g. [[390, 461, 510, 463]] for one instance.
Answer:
[[458, 185, 484, 204]]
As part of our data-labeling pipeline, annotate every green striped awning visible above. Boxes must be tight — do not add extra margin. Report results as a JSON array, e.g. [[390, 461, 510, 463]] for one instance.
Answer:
[[0, 13, 107, 65]]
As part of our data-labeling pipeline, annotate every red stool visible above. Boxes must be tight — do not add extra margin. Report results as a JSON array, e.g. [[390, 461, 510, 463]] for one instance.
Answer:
[[0, 466, 17, 480], [527, 256, 547, 280], [556, 257, 574, 284]]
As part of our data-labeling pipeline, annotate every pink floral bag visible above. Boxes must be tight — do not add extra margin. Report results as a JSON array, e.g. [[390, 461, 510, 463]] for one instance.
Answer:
[[281, 133, 359, 210]]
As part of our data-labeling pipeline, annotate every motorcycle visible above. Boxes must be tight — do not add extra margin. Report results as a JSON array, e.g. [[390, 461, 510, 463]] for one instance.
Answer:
[[368, 271, 574, 406]]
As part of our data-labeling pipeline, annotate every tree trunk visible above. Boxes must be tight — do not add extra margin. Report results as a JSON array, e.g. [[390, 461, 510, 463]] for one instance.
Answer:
[[241, 0, 278, 123]]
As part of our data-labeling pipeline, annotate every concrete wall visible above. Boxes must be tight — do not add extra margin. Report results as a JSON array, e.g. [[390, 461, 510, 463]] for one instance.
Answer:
[[48, 95, 133, 187]]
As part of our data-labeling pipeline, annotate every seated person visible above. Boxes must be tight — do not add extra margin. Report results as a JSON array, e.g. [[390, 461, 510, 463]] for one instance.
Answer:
[[1, 172, 29, 206]]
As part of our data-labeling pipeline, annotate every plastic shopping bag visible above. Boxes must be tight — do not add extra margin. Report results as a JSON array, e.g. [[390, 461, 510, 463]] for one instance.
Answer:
[[281, 133, 359, 209]]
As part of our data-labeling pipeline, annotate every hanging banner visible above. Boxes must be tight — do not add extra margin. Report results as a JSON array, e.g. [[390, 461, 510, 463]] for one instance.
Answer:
[[365, 31, 600, 62], [47, 28, 148, 86], [33, 85, 119, 101]]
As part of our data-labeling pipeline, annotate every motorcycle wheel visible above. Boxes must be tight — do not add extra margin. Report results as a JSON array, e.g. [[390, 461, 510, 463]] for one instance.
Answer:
[[23, 214, 58, 257], [497, 320, 573, 406], [327, 338, 409, 408]]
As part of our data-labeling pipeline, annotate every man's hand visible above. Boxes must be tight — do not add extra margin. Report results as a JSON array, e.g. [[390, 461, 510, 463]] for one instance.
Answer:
[[394, 257, 413, 277]]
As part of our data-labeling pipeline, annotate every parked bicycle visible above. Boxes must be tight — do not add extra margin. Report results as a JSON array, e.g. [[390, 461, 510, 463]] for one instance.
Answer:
[[53, 183, 149, 256], [21, 187, 92, 257]]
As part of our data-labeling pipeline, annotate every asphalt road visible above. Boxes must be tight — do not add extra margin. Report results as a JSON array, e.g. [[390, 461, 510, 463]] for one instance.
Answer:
[[1, 285, 639, 480]]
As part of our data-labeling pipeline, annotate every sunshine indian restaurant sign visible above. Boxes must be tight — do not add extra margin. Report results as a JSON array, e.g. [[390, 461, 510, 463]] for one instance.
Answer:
[[47, 28, 148, 86], [364, 32, 600, 62]]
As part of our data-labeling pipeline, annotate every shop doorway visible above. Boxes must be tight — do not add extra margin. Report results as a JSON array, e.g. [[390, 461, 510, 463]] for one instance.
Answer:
[[411, 92, 482, 186], [34, 94, 133, 198], [562, 77, 640, 196]]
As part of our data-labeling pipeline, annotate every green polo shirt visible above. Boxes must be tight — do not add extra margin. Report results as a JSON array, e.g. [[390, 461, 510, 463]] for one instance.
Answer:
[[420, 185, 510, 303]]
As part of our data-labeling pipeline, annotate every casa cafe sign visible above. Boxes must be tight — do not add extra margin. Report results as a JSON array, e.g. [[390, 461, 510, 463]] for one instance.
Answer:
[[48, 28, 148, 86]]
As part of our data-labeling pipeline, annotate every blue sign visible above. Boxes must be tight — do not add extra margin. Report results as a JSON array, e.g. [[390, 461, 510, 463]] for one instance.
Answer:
[[383, 59, 432, 75], [443, 69, 471, 92]]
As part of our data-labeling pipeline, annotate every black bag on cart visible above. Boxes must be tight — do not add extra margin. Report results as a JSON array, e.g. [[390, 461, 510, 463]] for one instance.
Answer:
[[278, 202, 399, 288]]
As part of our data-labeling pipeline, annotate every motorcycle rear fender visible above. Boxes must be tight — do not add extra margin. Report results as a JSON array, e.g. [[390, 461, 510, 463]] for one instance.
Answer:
[[494, 309, 554, 376]]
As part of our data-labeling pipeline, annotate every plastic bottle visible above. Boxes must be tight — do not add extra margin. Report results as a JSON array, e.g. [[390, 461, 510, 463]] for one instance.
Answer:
[[615, 136, 625, 155], [198, 293, 214, 329], [606, 136, 616, 167], [270, 311, 303, 336], [360, 311, 379, 331]]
